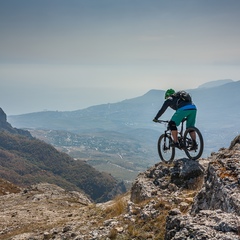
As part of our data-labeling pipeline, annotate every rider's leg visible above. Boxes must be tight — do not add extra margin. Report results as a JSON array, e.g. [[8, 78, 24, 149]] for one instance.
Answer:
[[168, 121, 178, 143], [171, 130, 178, 143], [185, 110, 197, 127], [170, 110, 184, 144], [189, 130, 196, 141], [186, 109, 197, 142]]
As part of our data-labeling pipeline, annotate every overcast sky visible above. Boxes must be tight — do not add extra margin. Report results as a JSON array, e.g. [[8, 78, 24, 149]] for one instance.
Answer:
[[1, 0, 240, 115]]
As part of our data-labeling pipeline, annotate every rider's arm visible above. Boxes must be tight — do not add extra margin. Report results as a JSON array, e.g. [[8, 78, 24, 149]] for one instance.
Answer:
[[154, 99, 171, 120]]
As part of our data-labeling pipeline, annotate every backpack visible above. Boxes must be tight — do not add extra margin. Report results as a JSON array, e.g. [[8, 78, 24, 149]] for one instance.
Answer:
[[174, 91, 192, 103]]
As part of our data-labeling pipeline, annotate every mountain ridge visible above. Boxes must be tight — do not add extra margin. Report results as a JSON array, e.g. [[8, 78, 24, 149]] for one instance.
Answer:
[[0, 108, 126, 202], [6, 80, 240, 184], [8, 80, 240, 152], [197, 79, 234, 88]]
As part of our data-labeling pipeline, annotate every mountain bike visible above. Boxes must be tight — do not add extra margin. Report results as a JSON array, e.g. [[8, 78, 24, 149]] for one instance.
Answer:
[[157, 118, 204, 163]]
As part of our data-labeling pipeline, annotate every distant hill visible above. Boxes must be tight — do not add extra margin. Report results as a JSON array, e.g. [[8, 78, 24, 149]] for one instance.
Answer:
[[8, 80, 240, 143], [0, 108, 126, 202], [198, 79, 233, 88], [8, 80, 240, 131], [6, 80, 240, 183]]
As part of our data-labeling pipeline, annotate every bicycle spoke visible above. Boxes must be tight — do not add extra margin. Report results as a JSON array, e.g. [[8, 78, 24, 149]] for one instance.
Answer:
[[183, 127, 204, 160], [158, 134, 175, 163]]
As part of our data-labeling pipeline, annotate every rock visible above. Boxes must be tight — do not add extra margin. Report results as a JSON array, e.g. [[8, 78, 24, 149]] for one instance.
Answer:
[[0, 108, 7, 122], [0, 107, 32, 138], [130, 158, 205, 203], [191, 144, 240, 215], [166, 138, 240, 240], [165, 209, 240, 240], [2, 134, 240, 239], [229, 135, 240, 150], [170, 158, 205, 189]]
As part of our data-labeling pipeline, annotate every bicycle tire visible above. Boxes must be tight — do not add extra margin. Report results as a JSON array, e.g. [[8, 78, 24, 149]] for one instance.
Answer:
[[158, 134, 175, 163], [183, 127, 204, 160]]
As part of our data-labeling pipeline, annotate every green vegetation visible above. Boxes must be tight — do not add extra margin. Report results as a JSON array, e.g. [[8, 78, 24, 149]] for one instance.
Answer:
[[29, 129, 157, 186], [0, 130, 125, 202]]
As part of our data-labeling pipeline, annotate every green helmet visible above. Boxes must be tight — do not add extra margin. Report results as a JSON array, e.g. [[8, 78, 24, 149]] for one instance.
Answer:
[[165, 89, 175, 99]]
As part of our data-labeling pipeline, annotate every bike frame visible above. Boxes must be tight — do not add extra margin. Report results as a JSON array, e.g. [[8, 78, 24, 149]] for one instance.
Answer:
[[161, 118, 187, 145], [157, 118, 204, 161]]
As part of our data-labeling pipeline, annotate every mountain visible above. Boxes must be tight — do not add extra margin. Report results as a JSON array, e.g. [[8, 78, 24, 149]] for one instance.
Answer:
[[7, 80, 240, 183], [0, 108, 126, 202], [1, 135, 240, 239], [8, 80, 240, 133], [0, 107, 32, 138], [198, 79, 234, 88]]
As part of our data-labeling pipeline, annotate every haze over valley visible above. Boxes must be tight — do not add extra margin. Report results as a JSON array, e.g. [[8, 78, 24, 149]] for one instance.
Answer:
[[8, 79, 240, 185]]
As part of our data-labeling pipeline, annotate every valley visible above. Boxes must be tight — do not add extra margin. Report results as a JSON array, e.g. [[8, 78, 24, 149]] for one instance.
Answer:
[[8, 80, 240, 187]]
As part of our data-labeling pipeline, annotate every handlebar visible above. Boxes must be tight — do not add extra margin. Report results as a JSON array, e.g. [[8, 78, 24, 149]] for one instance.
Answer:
[[156, 120, 169, 123], [155, 118, 187, 124]]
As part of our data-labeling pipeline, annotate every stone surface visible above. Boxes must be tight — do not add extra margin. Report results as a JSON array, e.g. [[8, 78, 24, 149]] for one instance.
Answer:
[[0, 107, 32, 138], [130, 136, 240, 239], [165, 138, 240, 240], [131, 158, 205, 204], [165, 209, 240, 240], [1, 134, 240, 239]]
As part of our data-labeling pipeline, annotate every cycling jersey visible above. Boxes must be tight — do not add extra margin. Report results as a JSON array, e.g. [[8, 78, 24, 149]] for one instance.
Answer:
[[155, 95, 196, 119]]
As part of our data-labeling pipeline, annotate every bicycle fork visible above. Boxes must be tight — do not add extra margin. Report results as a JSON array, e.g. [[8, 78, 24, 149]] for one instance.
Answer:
[[163, 132, 172, 151]]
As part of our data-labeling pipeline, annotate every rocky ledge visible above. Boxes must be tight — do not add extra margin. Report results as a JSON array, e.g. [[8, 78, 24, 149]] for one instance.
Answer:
[[131, 135, 240, 239], [0, 108, 32, 138], [1, 135, 240, 239]]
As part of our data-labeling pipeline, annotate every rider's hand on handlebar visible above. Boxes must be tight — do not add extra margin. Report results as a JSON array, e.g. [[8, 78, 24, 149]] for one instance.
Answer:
[[153, 118, 158, 122]]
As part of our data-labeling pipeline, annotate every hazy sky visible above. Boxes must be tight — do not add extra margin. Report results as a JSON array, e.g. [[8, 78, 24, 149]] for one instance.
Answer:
[[1, 0, 240, 115]]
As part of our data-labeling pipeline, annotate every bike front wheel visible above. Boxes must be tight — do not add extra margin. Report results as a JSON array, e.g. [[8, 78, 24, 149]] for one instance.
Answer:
[[158, 134, 175, 163], [183, 127, 204, 160]]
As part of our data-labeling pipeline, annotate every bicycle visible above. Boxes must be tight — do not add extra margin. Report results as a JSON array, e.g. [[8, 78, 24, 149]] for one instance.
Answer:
[[157, 118, 204, 163]]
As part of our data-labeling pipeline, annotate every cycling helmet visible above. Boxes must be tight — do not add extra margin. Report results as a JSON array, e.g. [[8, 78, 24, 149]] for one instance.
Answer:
[[165, 89, 175, 99]]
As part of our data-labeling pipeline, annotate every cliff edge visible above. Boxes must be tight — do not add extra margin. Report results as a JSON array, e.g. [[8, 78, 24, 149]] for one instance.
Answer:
[[131, 135, 240, 239], [0, 107, 32, 138]]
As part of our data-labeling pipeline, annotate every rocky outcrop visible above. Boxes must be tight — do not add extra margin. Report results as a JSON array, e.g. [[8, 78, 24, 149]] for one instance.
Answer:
[[165, 141, 240, 240], [0, 108, 32, 138], [191, 147, 240, 215], [131, 135, 240, 239], [131, 158, 206, 203], [1, 133, 240, 239], [165, 208, 240, 240]]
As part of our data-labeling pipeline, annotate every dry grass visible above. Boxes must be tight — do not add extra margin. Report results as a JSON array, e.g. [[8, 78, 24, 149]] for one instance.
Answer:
[[125, 213, 167, 239], [0, 178, 21, 195], [108, 228, 118, 239], [93, 195, 172, 239], [102, 194, 129, 219], [124, 198, 171, 240]]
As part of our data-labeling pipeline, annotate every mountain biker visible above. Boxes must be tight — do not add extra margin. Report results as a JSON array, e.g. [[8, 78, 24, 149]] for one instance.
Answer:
[[153, 89, 197, 150]]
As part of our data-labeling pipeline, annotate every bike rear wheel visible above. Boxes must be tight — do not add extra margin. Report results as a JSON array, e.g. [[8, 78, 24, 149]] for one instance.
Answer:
[[183, 127, 204, 160], [158, 134, 175, 163]]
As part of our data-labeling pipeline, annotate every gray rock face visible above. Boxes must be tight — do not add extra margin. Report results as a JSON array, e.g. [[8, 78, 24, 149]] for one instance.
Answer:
[[131, 135, 240, 240], [191, 148, 240, 215], [131, 158, 205, 203], [0, 108, 32, 138], [165, 209, 240, 240]]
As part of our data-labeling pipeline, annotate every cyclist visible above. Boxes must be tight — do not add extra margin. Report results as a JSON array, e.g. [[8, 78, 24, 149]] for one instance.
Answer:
[[153, 88, 197, 150]]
